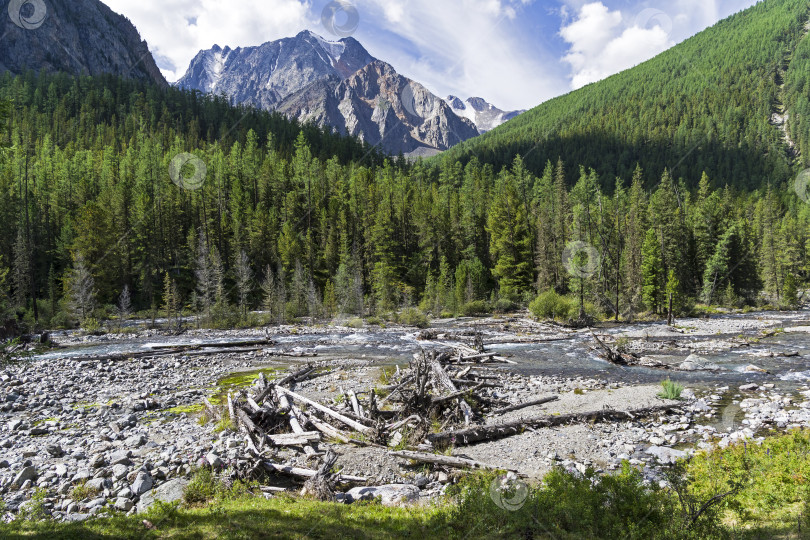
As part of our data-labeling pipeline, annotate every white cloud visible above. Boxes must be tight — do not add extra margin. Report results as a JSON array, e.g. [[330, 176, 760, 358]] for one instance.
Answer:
[[559, 0, 760, 90], [103, 0, 311, 81], [560, 2, 673, 89], [353, 0, 564, 111]]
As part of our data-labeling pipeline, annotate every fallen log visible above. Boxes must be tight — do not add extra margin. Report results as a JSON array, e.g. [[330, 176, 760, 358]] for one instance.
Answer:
[[390, 450, 523, 474], [459, 353, 497, 362], [254, 365, 314, 405], [386, 415, 422, 432], [451, 378, 499, 388], [431, 384, 485, 405], [427, 404, 679, 447], [267, 432, 321, 446], [488, 396, 559, 416], [348, 390, 365, 418], [305, 413, 351, 443], [263, 462, 366, 483], [275, 389, 318, 457], [428, 353, 457, 393], [276, 386, 373, 434], [591, 332, 630, 366], [202, 398, 220, 420], [148, 338, 273, 350]]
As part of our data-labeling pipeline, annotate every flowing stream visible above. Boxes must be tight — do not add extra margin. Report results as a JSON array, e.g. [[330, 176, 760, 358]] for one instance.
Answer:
[[30, 309, 810, 391]]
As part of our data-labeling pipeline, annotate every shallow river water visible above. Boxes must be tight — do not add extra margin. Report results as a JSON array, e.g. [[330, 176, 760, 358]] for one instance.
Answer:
[[32, 309, 810, 391]]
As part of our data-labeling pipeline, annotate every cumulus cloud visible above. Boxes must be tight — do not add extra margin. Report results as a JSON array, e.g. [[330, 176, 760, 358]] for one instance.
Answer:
[[560, 2, 673, 89], [353, 0, 564, 111], [103, 0, 311, 81], [559, 0, 759, 90]]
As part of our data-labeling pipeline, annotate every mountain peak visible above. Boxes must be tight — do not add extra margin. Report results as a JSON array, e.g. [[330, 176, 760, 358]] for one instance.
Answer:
[[444, 96, 524, 133], [177, 31, 374, 109]]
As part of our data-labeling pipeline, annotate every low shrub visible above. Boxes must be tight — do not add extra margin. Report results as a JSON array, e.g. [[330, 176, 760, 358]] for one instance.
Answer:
[[460, 300, 491, 317], [398, 307, 429, 328], [529, 290, 573, 321]]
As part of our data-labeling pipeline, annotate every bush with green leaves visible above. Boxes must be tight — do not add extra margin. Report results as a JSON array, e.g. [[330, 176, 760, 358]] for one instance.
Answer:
[[460, 300, 491, 317], [397, 307, 429, 328], [529, 290, 573, 321]]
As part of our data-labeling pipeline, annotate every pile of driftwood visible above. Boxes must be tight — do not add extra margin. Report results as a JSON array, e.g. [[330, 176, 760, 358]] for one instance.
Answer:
[[202, 336, 683, 499]]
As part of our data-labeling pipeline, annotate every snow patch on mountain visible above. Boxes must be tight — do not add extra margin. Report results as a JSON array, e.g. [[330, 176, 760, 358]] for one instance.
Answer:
[[444, 95, 524, 133]]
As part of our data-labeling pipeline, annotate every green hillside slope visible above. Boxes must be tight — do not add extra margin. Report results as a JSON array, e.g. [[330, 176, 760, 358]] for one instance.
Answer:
[[440, 0, 810, 189]]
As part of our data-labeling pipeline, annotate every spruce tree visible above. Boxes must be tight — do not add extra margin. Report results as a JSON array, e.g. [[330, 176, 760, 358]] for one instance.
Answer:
[[641, 228, 664, 314]]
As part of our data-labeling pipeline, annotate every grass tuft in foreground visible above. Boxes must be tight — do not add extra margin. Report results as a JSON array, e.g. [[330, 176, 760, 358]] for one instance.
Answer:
[[4, 431, 810, 538]]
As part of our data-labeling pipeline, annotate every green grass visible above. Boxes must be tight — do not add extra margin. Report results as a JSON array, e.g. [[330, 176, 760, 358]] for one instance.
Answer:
[[166, 403, 205, 415], [658, 379, 684, 400], [209, 368, 279, 405], [5, 432, 810, 539]]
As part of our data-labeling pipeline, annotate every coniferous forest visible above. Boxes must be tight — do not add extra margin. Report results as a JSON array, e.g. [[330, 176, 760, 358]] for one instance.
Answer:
[[0, 64, 808, 333]]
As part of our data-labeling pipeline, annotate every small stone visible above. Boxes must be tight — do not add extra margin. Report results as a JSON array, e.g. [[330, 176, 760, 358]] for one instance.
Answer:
[[136, 478, 189, 513], [71, 470, 93, 484], [109, 450, 132, 466], [205, 452, 223, 469], [740, 384, 759, 392], [125, 435, 146, 448], [114, 497, 134, 512], [12, 466, 37, 488], [131, 470, 153, 496], [90, 454, 106, 468], [112, 464, 129, 480], [46, 444, 64, 457], [85, 478, 110, 492], [86, 497, 107, 509]]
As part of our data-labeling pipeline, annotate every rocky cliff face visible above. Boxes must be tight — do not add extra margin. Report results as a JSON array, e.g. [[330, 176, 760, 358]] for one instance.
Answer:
[[176, 30, 374, 111], [178, 32, 480, 155], [0, 0, 166, 87], [277, 60, 480, 155], [445, 95, 524, 133]]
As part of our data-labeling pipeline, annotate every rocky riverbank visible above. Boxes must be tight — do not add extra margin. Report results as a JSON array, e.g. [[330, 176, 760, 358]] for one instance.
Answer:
[[1, 313, 810, 522]]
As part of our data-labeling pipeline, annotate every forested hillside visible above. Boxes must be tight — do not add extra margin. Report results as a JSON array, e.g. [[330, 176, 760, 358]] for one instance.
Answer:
[[0, 68, 808, 332], [440, 0, 810, 190], [1, 1, 810, 332]]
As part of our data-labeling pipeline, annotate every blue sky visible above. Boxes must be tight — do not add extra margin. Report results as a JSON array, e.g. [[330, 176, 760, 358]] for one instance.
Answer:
[[104, 0, 760, 111]]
